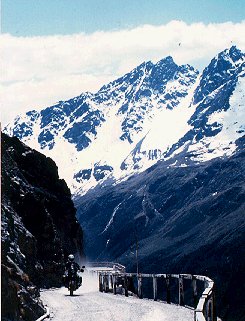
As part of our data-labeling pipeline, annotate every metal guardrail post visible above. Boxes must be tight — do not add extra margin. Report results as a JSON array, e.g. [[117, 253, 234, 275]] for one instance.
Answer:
[[212, 285, 217, 321], [99, 274, 103, 292], [165, 274, 171, 304], [105, 275, 109, 293], [112, 274, 117, 295], [97, 265, 216, 321], [179, 276, 184, 306], [207, 298, 212, 321], [124, 275, 128, 297], [137, 275, 143, 299], [103, 275, 106, 292], [153, 276, 157, 301], [192, 276, 198, 307], [110, 275, 113, 289]]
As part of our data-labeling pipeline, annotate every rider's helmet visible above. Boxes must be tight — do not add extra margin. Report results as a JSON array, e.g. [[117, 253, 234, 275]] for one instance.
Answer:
[[68, 254, 75, 262]]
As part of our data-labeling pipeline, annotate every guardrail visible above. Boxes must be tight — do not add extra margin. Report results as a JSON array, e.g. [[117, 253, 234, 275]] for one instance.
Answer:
[[98, 271, 216, 321], [35, 306, 50, 321], [87, 261, 126, 273]]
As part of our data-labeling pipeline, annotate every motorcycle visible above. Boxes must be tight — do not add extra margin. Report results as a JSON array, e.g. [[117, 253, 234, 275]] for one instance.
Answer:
[[63, 265, 85, 296]]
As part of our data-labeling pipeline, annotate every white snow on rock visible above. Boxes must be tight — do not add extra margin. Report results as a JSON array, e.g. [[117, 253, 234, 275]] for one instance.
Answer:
[[4, 47, 245, 196], [40, 272, 194, 321], [187, 76, 245, 162]]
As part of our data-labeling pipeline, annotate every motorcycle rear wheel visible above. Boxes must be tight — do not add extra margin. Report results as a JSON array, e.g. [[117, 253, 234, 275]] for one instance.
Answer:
[[69, 281, 75, 296]]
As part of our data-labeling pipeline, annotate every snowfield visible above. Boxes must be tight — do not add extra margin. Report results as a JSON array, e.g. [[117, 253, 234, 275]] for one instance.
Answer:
[[40, 272, 194, 321]]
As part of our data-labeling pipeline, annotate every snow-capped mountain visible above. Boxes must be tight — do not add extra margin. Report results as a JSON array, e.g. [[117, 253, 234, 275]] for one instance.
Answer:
[[164, 45, 245, 164], [4, 46, 245, 195]]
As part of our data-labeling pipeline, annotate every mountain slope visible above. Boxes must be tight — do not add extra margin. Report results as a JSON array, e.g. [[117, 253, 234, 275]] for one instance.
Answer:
[[4, 46, 245, 196], [75, 136, 245, 321], [2, 45, 245, 321], [1, 133, 84, 321], [164, 46, 245, 164], [4, 46, 244, 196], [4, 54, 199, 192]]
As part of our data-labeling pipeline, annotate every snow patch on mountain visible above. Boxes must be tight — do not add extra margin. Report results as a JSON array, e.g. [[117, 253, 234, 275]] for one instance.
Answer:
[[122, 75, 201, 173], [185, 74, 245, 162], [4, 46, 245, 195]]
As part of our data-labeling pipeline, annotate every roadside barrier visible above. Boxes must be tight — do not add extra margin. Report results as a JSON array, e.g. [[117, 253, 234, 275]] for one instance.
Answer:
[[87, 261, 126, 273], [98, 271, 216, 321], [35, 306, 50, 321], [37, 262, 216, 321]]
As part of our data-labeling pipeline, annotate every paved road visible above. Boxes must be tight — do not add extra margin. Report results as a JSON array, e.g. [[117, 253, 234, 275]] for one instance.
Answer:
[[40, 272, 194, 321]]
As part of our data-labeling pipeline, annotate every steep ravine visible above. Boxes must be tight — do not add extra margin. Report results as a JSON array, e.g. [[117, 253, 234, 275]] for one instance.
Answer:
[[1, 133, 84, 321]]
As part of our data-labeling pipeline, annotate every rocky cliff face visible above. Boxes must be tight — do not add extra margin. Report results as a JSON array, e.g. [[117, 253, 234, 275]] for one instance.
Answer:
[[1, 133, 84, 321]]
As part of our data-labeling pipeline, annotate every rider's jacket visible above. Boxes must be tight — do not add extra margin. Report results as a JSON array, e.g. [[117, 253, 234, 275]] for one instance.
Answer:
[[65, 261, 80, 273]]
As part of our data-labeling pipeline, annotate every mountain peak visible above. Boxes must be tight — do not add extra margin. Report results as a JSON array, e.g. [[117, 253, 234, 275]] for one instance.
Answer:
[[229, 44, 241, 53], [228, 45, 244, 62], [193, 45, 244, 105], [217, 45, 244, 64], [4, 47, 244, 195], [156, 55, 175, 66]]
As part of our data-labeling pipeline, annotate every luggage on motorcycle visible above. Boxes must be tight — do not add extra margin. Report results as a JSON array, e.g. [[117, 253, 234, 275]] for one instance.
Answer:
[[63, 264, 85, 294]]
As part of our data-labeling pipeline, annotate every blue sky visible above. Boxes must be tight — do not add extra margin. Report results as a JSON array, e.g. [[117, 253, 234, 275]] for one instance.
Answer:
[[1, 1, 245, 125], [2, 0, 245, 36]]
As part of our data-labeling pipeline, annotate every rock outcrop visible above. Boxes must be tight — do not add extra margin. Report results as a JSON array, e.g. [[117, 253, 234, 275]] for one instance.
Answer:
[[1, 133, 84, 321]]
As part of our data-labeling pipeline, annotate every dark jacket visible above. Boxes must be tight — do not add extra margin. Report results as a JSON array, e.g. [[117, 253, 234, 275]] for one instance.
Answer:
[[65, 261, 80, 272]]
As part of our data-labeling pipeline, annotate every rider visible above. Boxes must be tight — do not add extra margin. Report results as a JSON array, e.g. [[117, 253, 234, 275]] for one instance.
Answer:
[[63, 254, 83, 287]]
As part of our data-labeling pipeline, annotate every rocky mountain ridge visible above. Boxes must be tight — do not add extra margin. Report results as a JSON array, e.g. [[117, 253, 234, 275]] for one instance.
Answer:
[[5, 46, 244, 195]]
